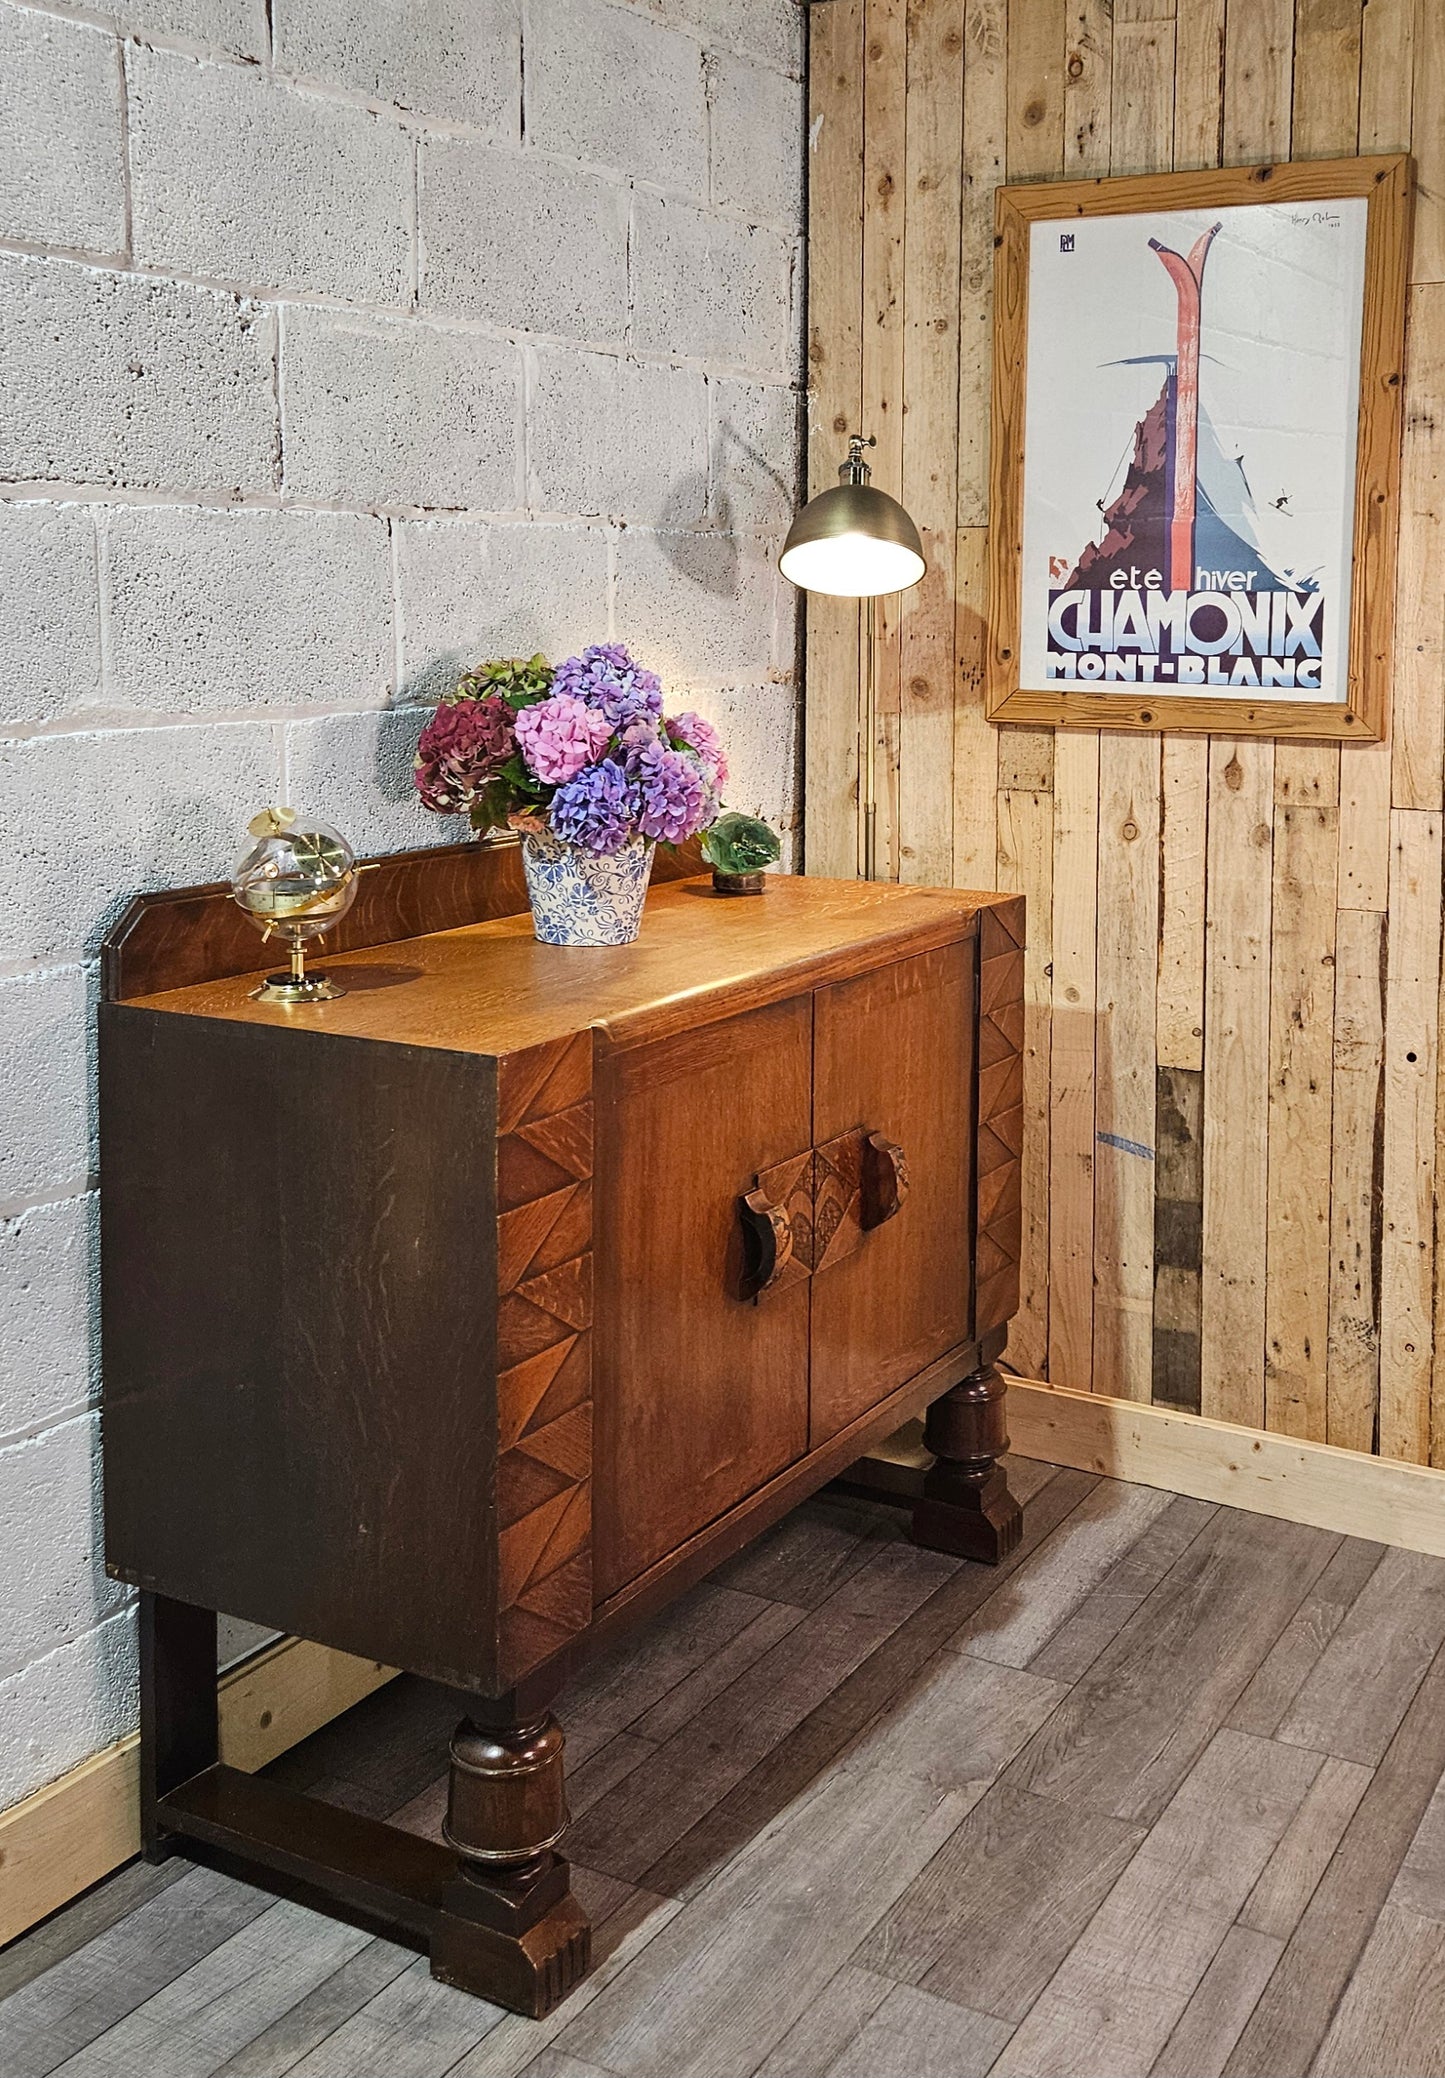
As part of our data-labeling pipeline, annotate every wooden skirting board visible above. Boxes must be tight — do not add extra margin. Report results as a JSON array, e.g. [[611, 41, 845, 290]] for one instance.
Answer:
[[0, 1636, 395, 1949], [1008, 1378, 1445, 1558]]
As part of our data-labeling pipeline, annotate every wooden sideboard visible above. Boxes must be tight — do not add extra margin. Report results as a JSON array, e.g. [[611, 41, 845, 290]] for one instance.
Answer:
[[99, 841, 1025, 2016]]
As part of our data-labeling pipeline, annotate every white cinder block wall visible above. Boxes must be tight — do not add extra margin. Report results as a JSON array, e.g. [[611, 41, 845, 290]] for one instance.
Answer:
[[0, 0, 806, 1813]]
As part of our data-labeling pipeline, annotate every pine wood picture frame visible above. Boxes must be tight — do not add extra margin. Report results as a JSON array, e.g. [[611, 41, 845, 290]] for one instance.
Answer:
[[986, 155, 1411, 739]]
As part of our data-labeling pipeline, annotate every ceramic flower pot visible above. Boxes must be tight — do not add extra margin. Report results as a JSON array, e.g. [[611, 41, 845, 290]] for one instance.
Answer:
[[521, 832, 656, 947]]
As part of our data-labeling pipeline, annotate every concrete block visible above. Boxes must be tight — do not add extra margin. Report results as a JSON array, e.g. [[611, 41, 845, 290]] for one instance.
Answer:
[[0, 1195, 98, 1443], [528, 349, 707, 524], [0, 504, 102, 729], [0, 1604, 136, 1808], [0, 1413, 128, 1684], [113, 0, 266, 58], [707, 377, 799, 529], [282, 306, 520, 511], [526, 0, 705, 197], [284, 707, 453, 857], [630, 194, 793, 372], [613, 526, 783, 683], [0, 967, 93, 1209], [0, 7, 125, 252], [395, 518, 610, 701], [0, 255, 278, 494], [129, 48, 412, 303], [658, 0, 803, 73], [673, 678, 798, 831], [419, 141, 628, 347], [0, 723, 280, 967], [103, 507, 392, 718], [273, 0, 520, 135], [708, 50, 802, 227]]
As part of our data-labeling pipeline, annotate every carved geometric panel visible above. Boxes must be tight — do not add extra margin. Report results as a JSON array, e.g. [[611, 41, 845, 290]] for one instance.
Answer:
[[975, 902, 1025, 1337], [811, 1129, 865, 1275], [495, 1032, 594, 1681], [751, 1149, 815, 1294]]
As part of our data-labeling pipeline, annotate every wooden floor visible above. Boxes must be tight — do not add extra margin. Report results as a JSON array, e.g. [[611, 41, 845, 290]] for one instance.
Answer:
[[6, 1457, 1445, 2077]]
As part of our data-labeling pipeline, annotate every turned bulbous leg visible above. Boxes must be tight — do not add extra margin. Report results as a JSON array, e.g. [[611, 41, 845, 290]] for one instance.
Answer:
[[430, 1707, 591, 2016], [911, 1359, 1023, 1564]]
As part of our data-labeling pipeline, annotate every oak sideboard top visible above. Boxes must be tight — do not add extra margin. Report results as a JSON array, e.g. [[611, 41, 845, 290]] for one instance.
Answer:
[[121, 872, 1009, 1057]]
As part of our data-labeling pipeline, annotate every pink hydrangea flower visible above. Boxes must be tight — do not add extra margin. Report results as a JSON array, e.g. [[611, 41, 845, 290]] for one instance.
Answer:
[[668, 711, 729, 790], [514, 694, 614, 785]]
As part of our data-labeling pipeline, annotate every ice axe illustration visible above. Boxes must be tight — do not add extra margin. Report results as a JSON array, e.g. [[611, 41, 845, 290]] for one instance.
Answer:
[[1149, 222, 1222, 592]]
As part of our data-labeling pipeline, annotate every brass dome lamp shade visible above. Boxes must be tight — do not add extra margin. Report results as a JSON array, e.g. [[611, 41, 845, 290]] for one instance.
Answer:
[[779, 436, 927, 879]]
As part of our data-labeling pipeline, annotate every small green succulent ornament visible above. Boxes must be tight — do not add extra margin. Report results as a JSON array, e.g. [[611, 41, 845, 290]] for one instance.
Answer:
[[702, 812, 783, 885]]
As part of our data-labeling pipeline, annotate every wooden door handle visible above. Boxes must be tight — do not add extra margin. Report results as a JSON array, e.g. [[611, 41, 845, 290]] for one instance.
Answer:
[[862, 1132, 909, 1228], [739, 1187, 794, 1299]]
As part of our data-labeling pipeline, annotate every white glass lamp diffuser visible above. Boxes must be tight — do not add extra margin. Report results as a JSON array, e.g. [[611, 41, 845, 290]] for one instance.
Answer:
[[779, 436, 926, 879]]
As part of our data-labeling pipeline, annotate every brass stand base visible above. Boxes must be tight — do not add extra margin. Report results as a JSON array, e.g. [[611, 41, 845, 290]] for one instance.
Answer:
[[712, 869, 765, 896], [250, 973, 346, 1005]]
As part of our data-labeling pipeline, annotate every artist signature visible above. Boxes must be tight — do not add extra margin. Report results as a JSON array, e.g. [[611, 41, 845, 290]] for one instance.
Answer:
[[1288, 209, 1342, 228]]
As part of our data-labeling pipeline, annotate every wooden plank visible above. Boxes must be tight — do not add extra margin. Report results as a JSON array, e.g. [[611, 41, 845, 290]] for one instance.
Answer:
[[822, 1982, 1016, 2077], [753, 1966, 894, 2077], [1411, 0, 1445, 283], [1157, 740, 1208, 1072], [1172, 0, 1224, 170], [1152, 1065, 1203, 1412], [1272, 1543, 1445, 1763], [956, 0, 1006, 531], [1238, 1754, 1374, 1940], [1200, 741, 1273, 1427], [1264, 806, 1339, 1440], [1047, 729, 1099, 1388], [897, 0, 963, 888], [1151, 1925, 1287, 2078], [1391, 284, 1445, 812], [952, 527, 998, 887], [1109, 9, 1175, 179], [1063, 0, 1112, 178], [1289, 0, 1361, 162], [857, 1781, 1144, 2016], [996, 786, 1053, 1373], [1026, 1493, 1216, 1684], [1224, 1647, 1445, 2078], [1379, 809, 1443, 1462], [1327, 909, 1386, 1451], [1092, 735, 1161, 1402], [1007, 1377, 1445, 1557], [862, 0, 908, 883], [1311, 1902, 1445, 2078], [1358, 0, 1413, 152], [1226, 1534, 1386, 1738], [803, 0, 865, 881], [208, 1939, 413, 2078], [1222, 0, 1293, 162], [993, 1730, 1323, 2078], [948, 1476, 1172, 1667]]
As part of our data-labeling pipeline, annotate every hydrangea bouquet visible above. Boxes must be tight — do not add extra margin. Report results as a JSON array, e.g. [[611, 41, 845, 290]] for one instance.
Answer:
[[414, 644, 732, 945]]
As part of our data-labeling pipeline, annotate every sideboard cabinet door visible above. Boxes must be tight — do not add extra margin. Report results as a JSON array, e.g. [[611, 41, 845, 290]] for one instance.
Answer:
[[809, 942, 976, 1445], [592, 993, 813, 1599]]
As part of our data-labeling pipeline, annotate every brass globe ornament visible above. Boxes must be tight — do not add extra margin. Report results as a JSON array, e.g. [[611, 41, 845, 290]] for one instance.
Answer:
[[230, 807, 359, 1004]]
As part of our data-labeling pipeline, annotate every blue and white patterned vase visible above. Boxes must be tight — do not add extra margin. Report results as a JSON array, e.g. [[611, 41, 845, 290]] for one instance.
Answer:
[[522, 833, 657, 947]]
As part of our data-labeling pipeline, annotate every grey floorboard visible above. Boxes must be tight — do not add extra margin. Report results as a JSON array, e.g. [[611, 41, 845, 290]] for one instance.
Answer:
[[8, 1479, 1445, 2078]]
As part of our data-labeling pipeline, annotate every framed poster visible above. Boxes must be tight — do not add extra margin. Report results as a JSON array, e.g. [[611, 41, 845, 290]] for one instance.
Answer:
[[986, 155, 1410, 738]]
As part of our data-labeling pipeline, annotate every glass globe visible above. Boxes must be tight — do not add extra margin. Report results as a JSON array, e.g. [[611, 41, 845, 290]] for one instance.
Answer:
[[230, 808, 358, 1002]]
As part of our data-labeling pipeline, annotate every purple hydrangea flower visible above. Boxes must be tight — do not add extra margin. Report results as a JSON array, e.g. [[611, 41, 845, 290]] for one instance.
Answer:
[[413, 693, 516, 812], [514, 693, 614, 785], [549, 758, 639, 855], [632, 738, 714, 844], [667, 711, 729, 790], [551, 643, 665, 731]]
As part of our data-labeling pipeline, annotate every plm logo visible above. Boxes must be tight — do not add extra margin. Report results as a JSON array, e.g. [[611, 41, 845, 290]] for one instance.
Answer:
[[1060, 232, 1075, 252]]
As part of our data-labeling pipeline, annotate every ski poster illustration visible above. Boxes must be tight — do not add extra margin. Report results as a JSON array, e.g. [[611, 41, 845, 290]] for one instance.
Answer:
[[1018, 197, 1369, 706]]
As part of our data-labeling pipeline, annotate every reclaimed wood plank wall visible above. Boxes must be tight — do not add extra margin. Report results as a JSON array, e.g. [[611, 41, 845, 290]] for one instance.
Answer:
[[803, 0, 1445, 1465]]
